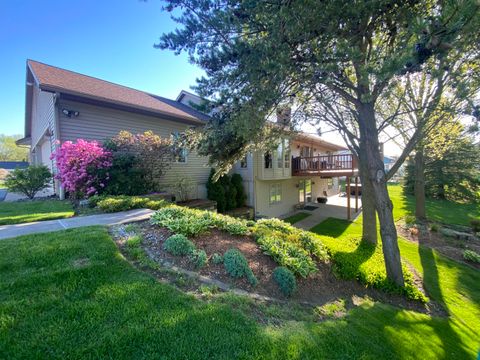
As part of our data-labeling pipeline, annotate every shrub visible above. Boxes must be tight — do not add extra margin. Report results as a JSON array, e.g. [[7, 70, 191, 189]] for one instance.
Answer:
[[470, 219, 480, 234], [88, 194, 104, 207], [231, 173, 246, 207], [151, 205, 249, 237], [151, 206, 211, 236], [220, 175, 237, 210], [170, 176, 196, 202], [126, 234, 142, 248], [96, 195, 168, 213], [106, 131, 174, 192], [430, 223, 439, 232], [163, 234, 196, 256], [273, 267, 297, 296], [211, 253, 223, 264], [463, 249, 480, 263], [100, 149, 150, 195], [4, 165, 52, 199], [253, 218, 327, 277], [404, 215, 416, 225], [207, 169, 226, 212], [256, 233, 317, 277], [223, 248, 258, 286], [51, 139, 112, 198], [190, 249, 208, 268]]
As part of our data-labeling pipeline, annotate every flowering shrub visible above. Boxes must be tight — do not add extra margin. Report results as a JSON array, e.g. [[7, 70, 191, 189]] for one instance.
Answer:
[[51, 139, 112, 198], [103, 131, 174, 192]]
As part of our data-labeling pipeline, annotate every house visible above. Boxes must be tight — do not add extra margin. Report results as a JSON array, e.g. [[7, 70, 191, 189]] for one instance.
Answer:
[[19, 60, 358, 218], [230, 111, 359, 218], [18, 60, 212, 199]]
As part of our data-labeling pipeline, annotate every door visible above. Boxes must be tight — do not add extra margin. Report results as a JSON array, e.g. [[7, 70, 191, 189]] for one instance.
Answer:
[[299, 179, 312, 204]]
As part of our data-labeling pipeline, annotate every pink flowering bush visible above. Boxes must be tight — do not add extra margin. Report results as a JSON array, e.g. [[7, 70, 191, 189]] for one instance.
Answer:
[[51, 139, 112, 198]]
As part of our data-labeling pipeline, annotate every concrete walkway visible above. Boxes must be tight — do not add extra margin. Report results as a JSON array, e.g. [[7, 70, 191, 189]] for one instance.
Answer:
[[283, 194, 362, 231], [0, 209, 155, 240]]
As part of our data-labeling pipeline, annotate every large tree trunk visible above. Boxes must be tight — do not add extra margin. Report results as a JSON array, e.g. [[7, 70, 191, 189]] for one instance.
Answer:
[[359, 103, 405, 287], [358, 149, 377, 244], [414, 146, 427, 222]]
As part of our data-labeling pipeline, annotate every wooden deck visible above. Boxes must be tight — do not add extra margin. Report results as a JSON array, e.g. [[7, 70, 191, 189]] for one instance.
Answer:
[[292, 154, 358, 177]]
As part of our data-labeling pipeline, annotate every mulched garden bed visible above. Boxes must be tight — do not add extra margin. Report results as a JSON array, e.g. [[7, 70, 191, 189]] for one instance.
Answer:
[[398, 223, 480, 270], [130, 221, 440, 315]]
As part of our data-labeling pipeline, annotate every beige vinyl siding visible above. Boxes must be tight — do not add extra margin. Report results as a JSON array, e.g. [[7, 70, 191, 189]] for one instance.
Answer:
[[254, 176, 337, 218], [31, 86, 56, 158], [58, 100, 211, 194]]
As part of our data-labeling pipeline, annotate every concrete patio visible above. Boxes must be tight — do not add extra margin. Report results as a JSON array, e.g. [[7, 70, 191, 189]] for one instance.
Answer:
[[282, 193, 362, 230]]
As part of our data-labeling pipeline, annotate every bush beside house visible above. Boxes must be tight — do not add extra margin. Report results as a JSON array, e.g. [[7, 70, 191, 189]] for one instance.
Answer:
[[207, 169, 246, 213], [51, 131, 175, 200]]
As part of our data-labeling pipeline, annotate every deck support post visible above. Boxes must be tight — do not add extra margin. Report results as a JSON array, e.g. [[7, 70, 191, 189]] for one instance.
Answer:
[[346, 176, 351, 221], [355, 176, 359, 212]]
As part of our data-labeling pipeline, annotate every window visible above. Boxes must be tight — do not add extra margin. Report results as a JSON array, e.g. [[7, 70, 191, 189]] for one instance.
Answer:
[[269, 183, 282, 204], [284, 139, 291, 168], [171, 132, 188, 163], [264, 152, 272, 169], [240, 155, 248, 168], [277, 142, 284, 168], [300, 146, 313, 158]]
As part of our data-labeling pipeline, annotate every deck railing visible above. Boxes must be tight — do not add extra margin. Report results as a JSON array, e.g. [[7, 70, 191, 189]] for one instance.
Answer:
[[292, 154, 356, 175]]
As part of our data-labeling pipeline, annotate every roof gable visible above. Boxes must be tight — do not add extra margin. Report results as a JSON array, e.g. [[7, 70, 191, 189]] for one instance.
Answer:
[[27, 60, 209, 124]]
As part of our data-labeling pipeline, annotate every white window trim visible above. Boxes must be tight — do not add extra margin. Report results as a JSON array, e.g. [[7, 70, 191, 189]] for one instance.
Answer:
[[171, 131, 188, 164], [269, 183, 282, 205]]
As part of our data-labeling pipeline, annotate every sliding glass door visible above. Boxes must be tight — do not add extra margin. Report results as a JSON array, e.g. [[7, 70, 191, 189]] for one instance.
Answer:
[[299, 179, 312, 204]]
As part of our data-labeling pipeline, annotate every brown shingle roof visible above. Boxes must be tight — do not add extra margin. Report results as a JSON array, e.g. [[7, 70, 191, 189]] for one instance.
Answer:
[[27, 60, 206, 123]]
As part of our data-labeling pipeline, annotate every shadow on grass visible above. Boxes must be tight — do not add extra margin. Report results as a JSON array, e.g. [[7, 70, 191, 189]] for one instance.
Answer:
[[310, 217, 359, 238], [1, 225, 478, 359], [417, 238, 472, 359]]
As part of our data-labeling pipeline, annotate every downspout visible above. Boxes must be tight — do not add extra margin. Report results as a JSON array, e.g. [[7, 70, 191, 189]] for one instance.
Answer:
[[53, 92, 65, 200]]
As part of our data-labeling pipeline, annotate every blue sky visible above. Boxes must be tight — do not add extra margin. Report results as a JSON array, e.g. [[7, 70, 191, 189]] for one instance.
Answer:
[[0, 0, 204, 136]]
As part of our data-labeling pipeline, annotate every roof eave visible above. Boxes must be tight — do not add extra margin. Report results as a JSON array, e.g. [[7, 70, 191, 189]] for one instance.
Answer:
[[40, 85, 206, 125]]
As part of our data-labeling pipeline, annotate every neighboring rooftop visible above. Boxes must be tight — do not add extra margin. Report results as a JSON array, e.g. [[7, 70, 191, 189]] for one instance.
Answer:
[[27, 60, 210, 123], [0, 161, 29, 170]]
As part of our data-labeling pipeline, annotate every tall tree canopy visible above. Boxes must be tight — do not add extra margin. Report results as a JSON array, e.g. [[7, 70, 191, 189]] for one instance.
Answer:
[[158, 0, 480, 286], [404, 120, 480, 202]]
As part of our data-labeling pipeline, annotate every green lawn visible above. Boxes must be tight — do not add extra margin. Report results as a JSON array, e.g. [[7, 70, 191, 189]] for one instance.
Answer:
[[310, 217, 480, 359], [283, 212, 311, 224], [1, 226, 479, 359], [0, 199, 74, 225], [388, 184, 480, 226]]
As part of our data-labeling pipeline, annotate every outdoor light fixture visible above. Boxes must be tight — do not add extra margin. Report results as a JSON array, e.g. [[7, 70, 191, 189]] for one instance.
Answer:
[[62, 108, 80, 118]]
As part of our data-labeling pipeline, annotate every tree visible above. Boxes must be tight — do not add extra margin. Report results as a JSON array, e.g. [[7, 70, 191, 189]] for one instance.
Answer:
[[0, 134, 28, 161], [381, 64, 480, 222], [5, 165, 52, 199], [404, 121, 480, 203], [159, 0, 480, 286]]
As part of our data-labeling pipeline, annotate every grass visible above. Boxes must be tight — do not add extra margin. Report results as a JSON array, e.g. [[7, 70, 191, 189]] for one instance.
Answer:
[[310, 219, 426, 302], [0, 199, 74, 225], [283, 212, 311, 224], [389, 184, 480, 226], [310, 218, 480, 359], [1, 226, 479, 359]]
